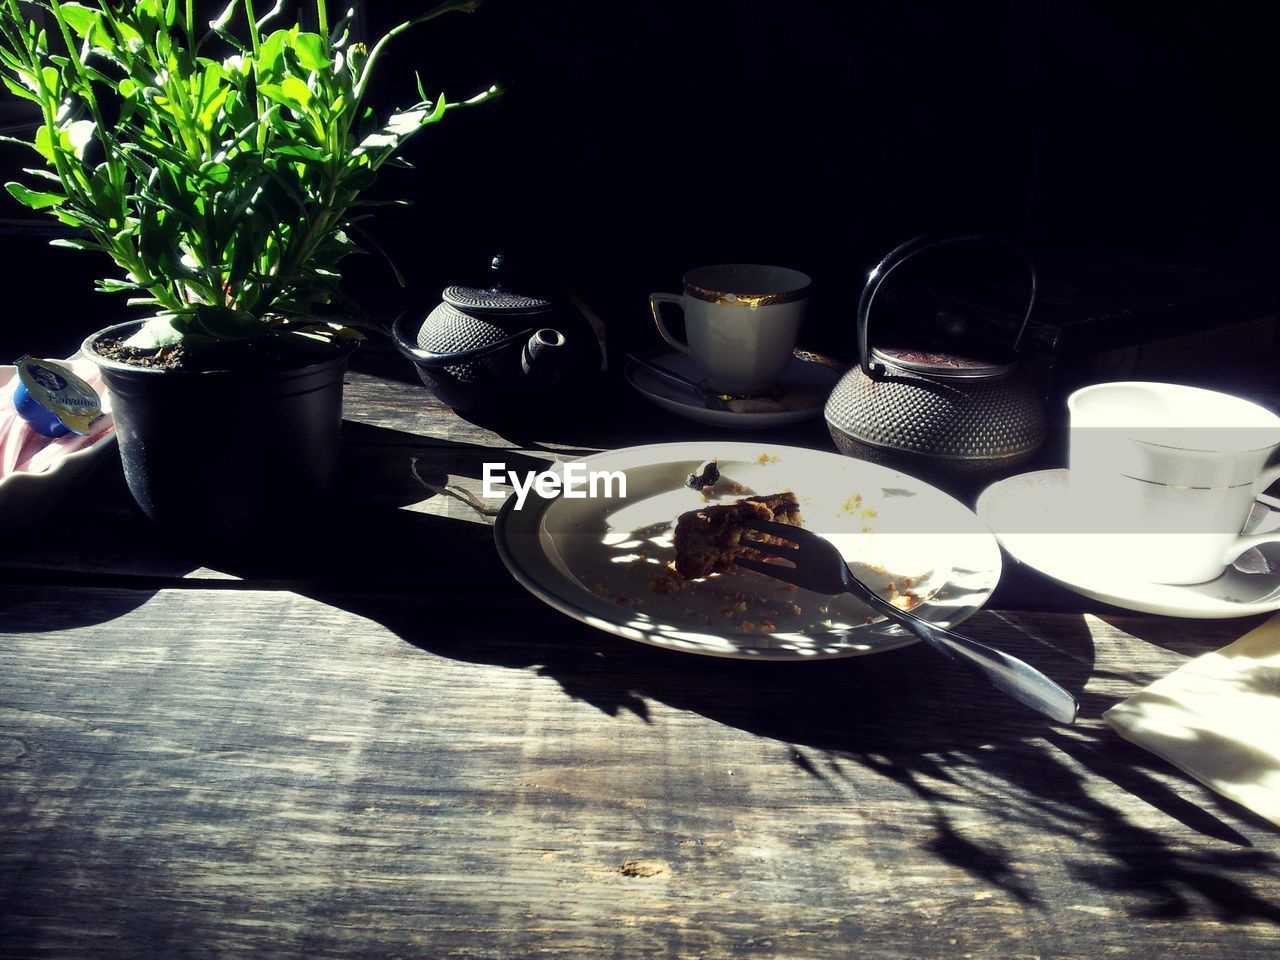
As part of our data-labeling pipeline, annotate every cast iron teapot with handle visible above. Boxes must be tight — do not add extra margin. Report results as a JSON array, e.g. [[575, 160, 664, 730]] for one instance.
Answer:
[[824, 234, 1046, 489], [392, 252, 603, 412]]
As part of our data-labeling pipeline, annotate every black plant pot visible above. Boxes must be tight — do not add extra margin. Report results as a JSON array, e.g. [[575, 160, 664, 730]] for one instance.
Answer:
[[83, 321, 353, 546]]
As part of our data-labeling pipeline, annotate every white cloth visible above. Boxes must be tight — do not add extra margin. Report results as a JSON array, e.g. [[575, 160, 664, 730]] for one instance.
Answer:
[[1104, 612, 1280, 826]]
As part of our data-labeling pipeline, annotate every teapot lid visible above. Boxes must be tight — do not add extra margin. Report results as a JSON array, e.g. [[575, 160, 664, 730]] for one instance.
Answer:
[[442, 285, 556, 315], [870, 345, 1018, 380], [441, 251, 559, 316]]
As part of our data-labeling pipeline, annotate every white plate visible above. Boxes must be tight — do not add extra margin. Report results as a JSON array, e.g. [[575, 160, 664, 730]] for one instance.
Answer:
[[494, 441, 1002, 660], [976, 469, 1280, 618], [0, 356, 117, 531], [625, 350, 843, 429]]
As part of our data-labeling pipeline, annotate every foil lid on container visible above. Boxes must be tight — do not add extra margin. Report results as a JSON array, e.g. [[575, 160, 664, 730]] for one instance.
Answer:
[[12, 356, 104, 437]]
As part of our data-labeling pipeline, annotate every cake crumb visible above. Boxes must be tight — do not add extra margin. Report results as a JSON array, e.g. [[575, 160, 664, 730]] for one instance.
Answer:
[[650, 567, 685, 595]]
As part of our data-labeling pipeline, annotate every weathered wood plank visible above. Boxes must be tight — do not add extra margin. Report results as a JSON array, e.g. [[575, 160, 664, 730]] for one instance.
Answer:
[[2, 588, 1278, 958]]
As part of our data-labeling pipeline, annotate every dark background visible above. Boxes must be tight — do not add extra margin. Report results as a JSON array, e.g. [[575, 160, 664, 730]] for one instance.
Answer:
[[2, 0, 1278, 367]]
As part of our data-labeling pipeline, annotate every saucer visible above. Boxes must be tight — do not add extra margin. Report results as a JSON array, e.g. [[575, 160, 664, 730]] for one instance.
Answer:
[[975, 469, 1280, 618], [625, 349, 843, 429]]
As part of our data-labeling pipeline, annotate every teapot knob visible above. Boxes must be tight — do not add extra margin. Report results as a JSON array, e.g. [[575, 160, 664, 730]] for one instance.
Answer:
[[489, 249, 506, 290]]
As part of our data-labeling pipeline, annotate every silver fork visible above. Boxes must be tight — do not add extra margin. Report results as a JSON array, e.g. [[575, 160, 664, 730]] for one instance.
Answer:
[[738, 518, 1079, 724]]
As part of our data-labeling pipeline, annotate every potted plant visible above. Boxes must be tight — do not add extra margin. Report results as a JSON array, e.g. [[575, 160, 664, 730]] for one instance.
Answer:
[[0, 0, 496, 544]]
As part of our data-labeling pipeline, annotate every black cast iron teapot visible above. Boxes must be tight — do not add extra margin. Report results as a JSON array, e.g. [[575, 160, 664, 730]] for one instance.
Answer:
[[824, 234, 1046, 489], [392, 253, 603, 412]]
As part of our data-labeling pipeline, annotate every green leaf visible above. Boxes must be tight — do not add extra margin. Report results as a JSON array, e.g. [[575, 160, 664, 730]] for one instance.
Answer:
[[0, 45, 31, 76], [75, 62, 116, 89], [339, 163, 376, 191], [280, 75, 312, 108], [5, 181, 67, 209], [199, 161, 231, 184], [257, 81, 303, 112], [65, 119, 95, 159], [55, 208, 107, 230], [0, 74, 39, 104], [353, 103, 441, 157], [227, 232, 258, 286], [274, 143, 328, 163], [50, 236, 102, 252], [194, 57, 226, 98], [86, 17, 115, 56], [115, 21, 145, 55], [21, 168, 64, 184], [329, 7, 356, 48], [270, 327, 354, 351], [97, 277, 146, 292], [192, 305, 261, 340], [58, 3, 101, 39], [198, 85, 229, 127], [32, 125, 56, 163], [257, 28, 291, 82], [209, 25, 247, 54], [293, 33, 329, 72]]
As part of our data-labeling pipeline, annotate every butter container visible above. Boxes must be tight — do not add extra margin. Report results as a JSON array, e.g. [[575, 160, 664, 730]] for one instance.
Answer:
[[12, 356, 104, 437]]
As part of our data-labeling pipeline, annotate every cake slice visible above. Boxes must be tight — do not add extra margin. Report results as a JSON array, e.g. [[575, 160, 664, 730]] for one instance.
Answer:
[[673, 492, 802, 579]]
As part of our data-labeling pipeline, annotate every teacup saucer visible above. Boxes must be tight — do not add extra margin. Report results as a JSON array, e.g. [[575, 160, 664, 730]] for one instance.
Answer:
[[976, 469, 1280, 618], [625, 349, 843, 429]]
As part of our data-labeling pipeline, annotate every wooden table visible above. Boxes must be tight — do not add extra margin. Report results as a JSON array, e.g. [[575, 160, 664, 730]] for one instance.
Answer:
[[3, 347, 1279, 959]]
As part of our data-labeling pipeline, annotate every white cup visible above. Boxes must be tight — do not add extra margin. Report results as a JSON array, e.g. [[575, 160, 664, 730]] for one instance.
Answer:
[[649, 264, 809, 394], [1068, 381, 1280, 585]]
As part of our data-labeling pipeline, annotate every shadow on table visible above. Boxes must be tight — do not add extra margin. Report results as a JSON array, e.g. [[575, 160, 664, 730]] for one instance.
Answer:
[[345, 571, 1279, 921], [254, 490, 1277, 924], [257, 422, 1280, 924], [11, 416, 1275, 923], [1092, 611, 1275, 659]]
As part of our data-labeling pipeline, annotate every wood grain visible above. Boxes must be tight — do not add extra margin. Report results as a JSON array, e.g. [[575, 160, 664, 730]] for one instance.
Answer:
[[2, 355, 1279, 957], [2, 584, 1279, 959]]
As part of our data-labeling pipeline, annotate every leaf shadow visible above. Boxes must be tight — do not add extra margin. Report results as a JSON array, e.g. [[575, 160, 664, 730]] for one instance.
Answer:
[[11, 415, 1276, 925]]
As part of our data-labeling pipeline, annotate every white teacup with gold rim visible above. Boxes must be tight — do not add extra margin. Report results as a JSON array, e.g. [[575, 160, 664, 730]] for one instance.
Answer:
[[1068, 381, 1280, 585], [649, 264, 809, 395]]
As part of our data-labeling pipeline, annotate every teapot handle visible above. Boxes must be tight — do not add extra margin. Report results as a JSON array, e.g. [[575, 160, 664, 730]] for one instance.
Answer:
[[857, 234, 1038, 378]]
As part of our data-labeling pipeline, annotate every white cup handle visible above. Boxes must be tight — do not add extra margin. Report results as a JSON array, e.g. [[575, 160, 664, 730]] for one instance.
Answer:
[[649, 292, 689, 355], [1222, 466, 1280, 566], [1224, 530, 1280, 567], [1260, 462, 1280, 493]]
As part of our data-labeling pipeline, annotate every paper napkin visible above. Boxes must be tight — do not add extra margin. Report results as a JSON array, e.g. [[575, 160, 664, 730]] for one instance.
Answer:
[[1104, 612, 1280, 827]]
